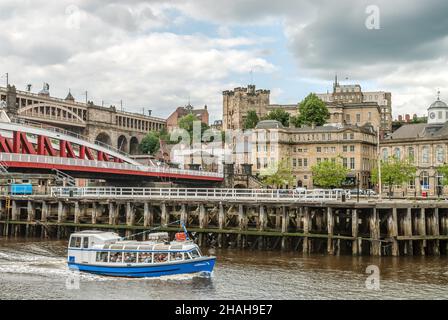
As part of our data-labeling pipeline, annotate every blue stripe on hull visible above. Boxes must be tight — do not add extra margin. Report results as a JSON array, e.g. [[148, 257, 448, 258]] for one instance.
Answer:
[[68, 258, 215, 278]]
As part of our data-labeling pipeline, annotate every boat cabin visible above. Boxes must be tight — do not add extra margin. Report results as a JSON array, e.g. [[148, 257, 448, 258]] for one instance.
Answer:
[[68, 230, 203, 266]]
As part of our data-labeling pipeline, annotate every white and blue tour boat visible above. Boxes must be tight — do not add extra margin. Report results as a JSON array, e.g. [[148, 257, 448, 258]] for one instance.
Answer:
[[67, 224, 215, 278]]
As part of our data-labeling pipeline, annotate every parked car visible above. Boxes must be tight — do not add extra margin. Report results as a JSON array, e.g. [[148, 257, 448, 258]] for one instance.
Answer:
[[294, 187, 307, 194], [349, 188, 365, 195], [365, 189, 377, 196]]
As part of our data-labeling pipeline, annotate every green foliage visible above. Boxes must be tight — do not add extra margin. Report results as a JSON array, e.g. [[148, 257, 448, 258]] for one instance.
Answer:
[[243, 110, 259, 129], [262, 109, 290, 127], [177, 113, 210, 143], [371, 157, 416, 192], [311, 159, 349, 188], [437, 164, 448, 186], [294, 93, 330, 127], [139, 132, 160, 155], [260, 159, 294, 188]]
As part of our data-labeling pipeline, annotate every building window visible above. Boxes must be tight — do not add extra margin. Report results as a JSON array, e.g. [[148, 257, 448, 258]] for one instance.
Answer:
[[343, 145, 348, 152], [420, 171, 429, 190], [422, 147, 429, 164], [408, 147, 414, 160], [298, 159, 303, 167], [382, 148, 389, 160], [316, 147, 322, 153], [394, 147, 401, 159], [343, 158, 348, 168], [304, 159, 308, 167], [350, 145, 355, 152], [350, 133, 354, 139], [317, 158, 321, 164], [350, 158, 355, 169], [436, 146, 445, 163], [343, 133, 347, 140], [356, 114, 361, 123]]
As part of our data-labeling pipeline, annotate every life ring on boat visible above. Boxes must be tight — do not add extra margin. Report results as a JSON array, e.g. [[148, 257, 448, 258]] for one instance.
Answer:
[[175, 232, 187, 241]]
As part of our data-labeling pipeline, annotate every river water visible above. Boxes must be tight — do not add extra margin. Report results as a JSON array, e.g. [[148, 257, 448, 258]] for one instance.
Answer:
[[0, 238, 447, 300]]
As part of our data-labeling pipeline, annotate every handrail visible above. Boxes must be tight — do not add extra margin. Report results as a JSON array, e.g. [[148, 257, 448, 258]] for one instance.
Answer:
[[50, 187, 344, 202], [0, 153, 223, 178]]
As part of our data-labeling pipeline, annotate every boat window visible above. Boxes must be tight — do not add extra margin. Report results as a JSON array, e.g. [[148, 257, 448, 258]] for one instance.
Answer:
[[109, 252, 123, 263], [153, 253, 168, 263], [183, 253, 191, 260], [96, 252, 109, 262], [170, 252, 183, 261], [69, 236, 81, 248], [170, 244, 183, 250], [82, 237, 89, 248], [110, 245, 124, 250], [124, 252, 136, 263], [124, 245, 138, 250], [138, 252, 153, 264], [103, 244, 111, 250], [138, 245, 152, 251], [190, 249, 200, 259]]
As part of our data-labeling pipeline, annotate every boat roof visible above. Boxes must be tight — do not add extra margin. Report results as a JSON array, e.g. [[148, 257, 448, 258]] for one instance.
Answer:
[[71, 230, 120, 241]]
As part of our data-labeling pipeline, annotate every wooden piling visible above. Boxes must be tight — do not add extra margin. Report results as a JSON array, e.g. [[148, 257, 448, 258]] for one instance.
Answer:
[[388, 208, 399, 256], [405, 207, 413, 255], [351, 209, 358, 255], [281, 206, 288, 250], [74, 201, 81, 224], [91, 202, 98, 224], [161, 203, 168, 226], [303, 207, 310, 254], [418, 208, 426, 256], [370, 208, 381, 256], [327, 207, 334, 255]]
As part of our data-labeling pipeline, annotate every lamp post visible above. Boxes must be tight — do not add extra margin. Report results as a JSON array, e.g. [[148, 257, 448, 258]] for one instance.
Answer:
[[377, 127, 382, 200]]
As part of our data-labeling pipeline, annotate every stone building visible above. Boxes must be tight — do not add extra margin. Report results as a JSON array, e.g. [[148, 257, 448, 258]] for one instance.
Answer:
[[380, 94, 448, 196], [0, 84, 166, 155], [316, 77, 392, 134], [166, 103, 209, 132], [222, 84, 383, 132], [248, 120, 378, 189]]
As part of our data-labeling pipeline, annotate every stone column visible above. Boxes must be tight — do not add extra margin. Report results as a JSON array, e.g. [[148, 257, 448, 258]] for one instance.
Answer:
[[126, 202, 135, 226], [281, 206, 289, 250], [108, 202, 116, 225], [418, 208, 426, 256], [303, 207, 310, 254], [161, 203, 168, 226], [352, 209, 359, 255], [91, 202, 98, 225]]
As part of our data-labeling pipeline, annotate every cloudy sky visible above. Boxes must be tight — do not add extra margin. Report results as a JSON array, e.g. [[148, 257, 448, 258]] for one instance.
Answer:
[[1, 0, 447, 122]]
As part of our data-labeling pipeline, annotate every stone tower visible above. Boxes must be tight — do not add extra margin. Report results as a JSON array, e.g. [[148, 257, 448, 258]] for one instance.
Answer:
[[222, 85, 270, 131]]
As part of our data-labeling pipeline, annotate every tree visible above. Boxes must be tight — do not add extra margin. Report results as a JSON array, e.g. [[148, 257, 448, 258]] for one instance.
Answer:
[[294, 93, 330, 127], [177, 113, 209, 143], [371, 157, 416, 194], [311, 159, 349, 188], [260, 159, 294, 188], [139, 132, 160, 155], [243, 110, 259, 129], [262, 109, 290, 127], [436, 163, 448, 187]]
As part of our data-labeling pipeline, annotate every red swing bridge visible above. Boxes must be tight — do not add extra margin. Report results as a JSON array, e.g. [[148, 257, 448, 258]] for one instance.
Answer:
[[0, 118, 223, 184]]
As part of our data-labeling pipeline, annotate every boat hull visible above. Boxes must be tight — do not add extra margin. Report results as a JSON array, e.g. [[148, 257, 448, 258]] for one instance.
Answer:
[[68, 257, 216, 278]]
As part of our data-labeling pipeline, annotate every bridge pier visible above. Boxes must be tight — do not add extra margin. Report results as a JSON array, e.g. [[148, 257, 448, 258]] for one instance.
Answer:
[[404, 208, 413, 255], [237, 204, 247, 248], [161, 203, 168, 226], [281, 206, 289, 250], [327, 207, 334, 255]]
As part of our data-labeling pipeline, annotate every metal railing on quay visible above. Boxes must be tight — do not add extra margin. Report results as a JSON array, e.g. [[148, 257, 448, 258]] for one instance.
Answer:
[[50, 187, 344, 202]]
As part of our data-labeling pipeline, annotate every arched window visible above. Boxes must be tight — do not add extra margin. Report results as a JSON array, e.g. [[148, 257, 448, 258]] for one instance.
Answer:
[[394, 147, 401, 159], [422, 147, 429, 164], [436, 145, 445, 163], [382, 148, 389, 160], [408, 147, 414, 160]]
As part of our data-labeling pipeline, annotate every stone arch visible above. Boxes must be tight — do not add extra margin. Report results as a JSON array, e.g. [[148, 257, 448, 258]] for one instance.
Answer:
[[117, 135, 128, 152], [129, 136, 139, 155], [95, 132, 112, 146]]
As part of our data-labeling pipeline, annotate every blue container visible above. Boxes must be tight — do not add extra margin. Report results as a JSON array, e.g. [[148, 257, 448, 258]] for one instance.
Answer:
[[10, 184, 33, 195]]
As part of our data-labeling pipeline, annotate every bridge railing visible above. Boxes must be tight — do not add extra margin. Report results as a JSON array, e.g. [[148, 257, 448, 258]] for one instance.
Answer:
[[0, 153, 223, 178], [11, 118, 131, 158], [50, 187, 345, 201]]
